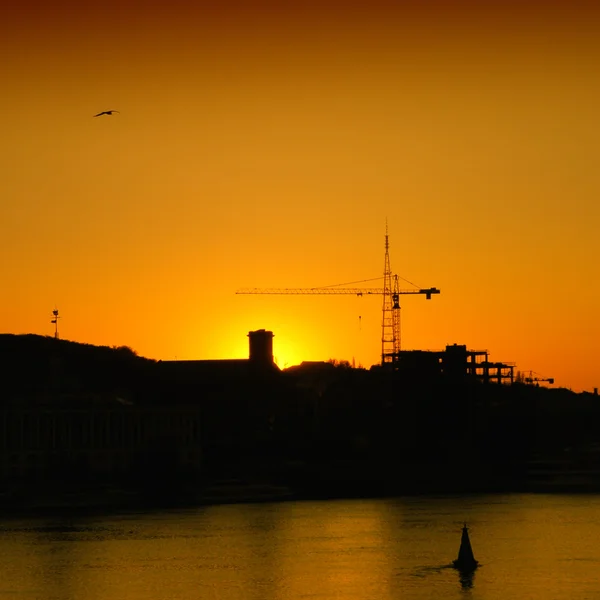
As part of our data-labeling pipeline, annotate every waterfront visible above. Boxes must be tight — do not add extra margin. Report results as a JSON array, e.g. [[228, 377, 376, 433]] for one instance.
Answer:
[[0, 494, 599, 600]]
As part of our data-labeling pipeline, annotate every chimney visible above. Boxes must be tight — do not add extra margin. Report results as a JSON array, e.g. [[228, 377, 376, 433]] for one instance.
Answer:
[[248, 329, 274, 367]]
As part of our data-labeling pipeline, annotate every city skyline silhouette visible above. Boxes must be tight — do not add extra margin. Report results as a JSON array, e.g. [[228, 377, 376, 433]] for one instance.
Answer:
[[1, 0, 599, 392]]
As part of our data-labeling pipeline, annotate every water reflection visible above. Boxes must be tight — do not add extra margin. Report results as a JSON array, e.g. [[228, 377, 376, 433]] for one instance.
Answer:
[[0, 495, 599, 600], [456, 567, 476, 590]]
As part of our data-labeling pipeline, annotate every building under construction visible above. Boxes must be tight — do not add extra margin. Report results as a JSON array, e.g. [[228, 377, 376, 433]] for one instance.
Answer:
[[395, 343, 515, 384]]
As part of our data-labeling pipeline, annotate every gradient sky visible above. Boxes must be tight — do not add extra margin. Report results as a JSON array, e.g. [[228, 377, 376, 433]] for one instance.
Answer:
[[2, 0, 599, 391]]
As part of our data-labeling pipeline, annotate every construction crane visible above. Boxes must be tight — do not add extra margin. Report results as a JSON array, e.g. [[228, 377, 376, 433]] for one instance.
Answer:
[[236, 229, 440, 367], [524, 371, 554, 386]]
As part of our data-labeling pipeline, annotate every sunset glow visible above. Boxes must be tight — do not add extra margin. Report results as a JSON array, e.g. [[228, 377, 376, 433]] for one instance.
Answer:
[[2, 0, 599, 391]]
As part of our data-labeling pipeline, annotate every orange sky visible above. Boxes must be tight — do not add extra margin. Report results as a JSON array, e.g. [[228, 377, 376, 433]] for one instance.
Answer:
[[2, 0, 599, 391]]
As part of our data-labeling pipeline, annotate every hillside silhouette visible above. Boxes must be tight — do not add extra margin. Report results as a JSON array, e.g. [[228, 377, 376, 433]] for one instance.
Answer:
[[0, 333, 599, 511], [0, 334, 152, 402]]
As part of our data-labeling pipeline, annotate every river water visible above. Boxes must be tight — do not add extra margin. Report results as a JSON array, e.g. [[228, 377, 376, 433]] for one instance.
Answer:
[[0, 493, 599, 600]]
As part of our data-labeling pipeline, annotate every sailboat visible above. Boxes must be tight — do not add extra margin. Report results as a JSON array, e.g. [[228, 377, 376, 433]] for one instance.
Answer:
[[452, 522, 479, 571]]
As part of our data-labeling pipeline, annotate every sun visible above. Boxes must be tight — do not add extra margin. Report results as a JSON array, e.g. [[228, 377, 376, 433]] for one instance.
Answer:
[[269, 337, 306, 370]]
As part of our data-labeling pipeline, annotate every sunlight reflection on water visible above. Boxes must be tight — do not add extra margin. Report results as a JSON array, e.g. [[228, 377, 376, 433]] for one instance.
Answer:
[[0, 494, 599, 600]]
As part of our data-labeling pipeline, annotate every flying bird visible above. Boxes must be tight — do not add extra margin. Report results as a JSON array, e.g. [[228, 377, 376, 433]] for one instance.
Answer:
[[93, 110, 120, 117]]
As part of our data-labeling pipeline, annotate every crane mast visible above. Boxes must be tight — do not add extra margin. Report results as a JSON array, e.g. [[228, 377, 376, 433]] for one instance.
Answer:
[[381, 228, 397, 364]]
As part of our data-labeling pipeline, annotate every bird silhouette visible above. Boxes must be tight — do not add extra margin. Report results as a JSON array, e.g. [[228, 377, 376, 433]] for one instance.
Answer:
[[93, 110, 120, 117]]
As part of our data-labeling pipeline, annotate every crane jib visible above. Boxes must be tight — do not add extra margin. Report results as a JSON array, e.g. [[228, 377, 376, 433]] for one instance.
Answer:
[[235, 287, 441, 296]]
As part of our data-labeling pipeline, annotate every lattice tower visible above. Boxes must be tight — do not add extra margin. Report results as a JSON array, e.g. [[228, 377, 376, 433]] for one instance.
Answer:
[[381, 227, 396, 364]]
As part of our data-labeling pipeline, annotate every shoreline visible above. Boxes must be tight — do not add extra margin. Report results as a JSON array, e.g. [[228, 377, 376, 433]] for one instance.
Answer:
[[2, 474, 600, 519]]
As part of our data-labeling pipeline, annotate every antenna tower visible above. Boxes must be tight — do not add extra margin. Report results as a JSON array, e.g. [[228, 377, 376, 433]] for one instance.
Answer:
[[51, 308, 60, 339]]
